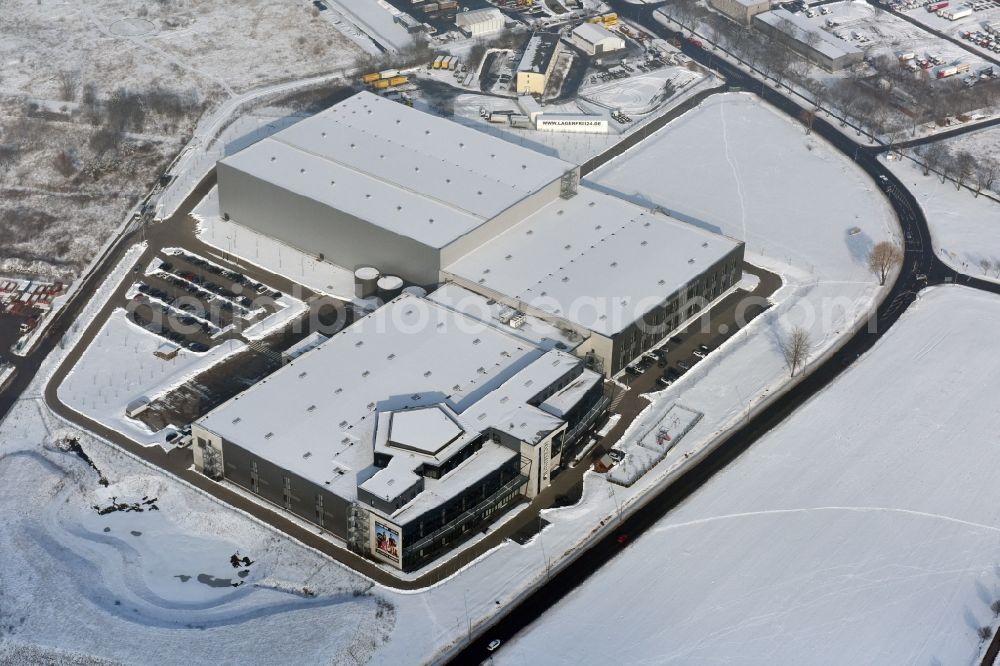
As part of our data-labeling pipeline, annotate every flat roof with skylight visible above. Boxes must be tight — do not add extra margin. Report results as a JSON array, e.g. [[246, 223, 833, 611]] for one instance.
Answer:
[[443, 188, 743, 337], [217, 91, 574, 250]]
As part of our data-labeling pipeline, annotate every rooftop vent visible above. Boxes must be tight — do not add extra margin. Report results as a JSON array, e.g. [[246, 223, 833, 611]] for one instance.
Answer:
[[264, 432, 274, 440], [232, 417, 242, 424], [339, 420, 349, 428], [335, 388, 343, 394], [299, 371, 307, 378], [362, 370, 370, 377], [307, 405, 316, 412], [424, 370, 432, 377], [303, 451, 312, 458], [387, 353, 396, 360], [688, 258, 695, 264]]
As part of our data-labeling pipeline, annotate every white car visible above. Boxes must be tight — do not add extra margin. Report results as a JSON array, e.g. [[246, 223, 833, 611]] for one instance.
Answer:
[[488, 639, 501, 652]]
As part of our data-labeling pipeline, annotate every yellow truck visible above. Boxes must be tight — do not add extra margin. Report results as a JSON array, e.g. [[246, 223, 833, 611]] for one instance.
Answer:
[[602, 12, 618, 25], [373, 79, 390, 89], [361, 72, 381, 83], [389, 75, 408, 86]]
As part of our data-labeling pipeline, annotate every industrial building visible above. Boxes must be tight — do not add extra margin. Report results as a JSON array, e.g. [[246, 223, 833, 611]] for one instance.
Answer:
[[455, 7, 505, 37], [516, 32, 563, 95], [708, 0, 770, 25], [570, 22, 626, 56], [192, 294, 608, 571], [753, 9, 864, 71], [216, 92, 575, 286], [442, 192, 743, 376]]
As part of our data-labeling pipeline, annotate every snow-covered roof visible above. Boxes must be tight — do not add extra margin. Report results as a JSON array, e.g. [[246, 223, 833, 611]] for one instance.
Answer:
[[755, 10, 862, 62], [539, 369, 603, 418], [518, 32, 561, 74], [196, 293, 542, 499], [463, 349, 583, 444], [218, 91, 572, 250], [390, 442, 518, 524], [443, 188, 742, 337], [455, 7, 505, 30], [281, 331, 328, 361], [425, 282, 585, 352], [571, 22, 622, 46]]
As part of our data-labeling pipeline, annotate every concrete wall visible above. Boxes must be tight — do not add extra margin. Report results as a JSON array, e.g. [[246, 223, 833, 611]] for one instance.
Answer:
[[217, 162, 444, 286]]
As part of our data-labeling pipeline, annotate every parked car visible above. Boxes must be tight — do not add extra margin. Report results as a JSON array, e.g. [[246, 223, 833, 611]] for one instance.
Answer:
[[487, 639, 501, 652]]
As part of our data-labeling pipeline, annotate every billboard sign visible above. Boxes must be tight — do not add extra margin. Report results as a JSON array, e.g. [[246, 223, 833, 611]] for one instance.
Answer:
[[373, 520, 401, 564]]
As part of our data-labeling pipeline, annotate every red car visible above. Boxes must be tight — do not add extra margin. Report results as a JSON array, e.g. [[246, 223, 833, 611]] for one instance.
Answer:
[[687, 37, 703, 48], [616, 534, 629, 545]]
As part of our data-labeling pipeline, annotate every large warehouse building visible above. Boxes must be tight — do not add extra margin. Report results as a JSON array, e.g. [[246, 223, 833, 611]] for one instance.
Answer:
[[216, 92, 575, 285], [206, 90, 746, 568], [455, 7, 505, 37], [442, 192, 743, 376], [570, 22, 626, 56], [192, 294, 607, 571]]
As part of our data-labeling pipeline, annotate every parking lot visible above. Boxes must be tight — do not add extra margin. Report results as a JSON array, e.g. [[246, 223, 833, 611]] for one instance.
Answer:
[[618, 264, 781, 394], [125, 249, 285, 352]]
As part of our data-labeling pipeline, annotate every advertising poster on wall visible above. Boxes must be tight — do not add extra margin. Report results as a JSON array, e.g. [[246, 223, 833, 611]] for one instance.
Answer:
[[374, 521, 401, 564]]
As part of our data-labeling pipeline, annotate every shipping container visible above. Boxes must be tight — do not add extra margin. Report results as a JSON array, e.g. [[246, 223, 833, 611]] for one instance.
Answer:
[[433, 55, 444, 69], [379, 69, 400, 79], [373, 79, 391, 89], [926, 1, 948, 11], [389, 75, 408, 86], [939, 6, 972, 19], [362, 72, 381, 83]]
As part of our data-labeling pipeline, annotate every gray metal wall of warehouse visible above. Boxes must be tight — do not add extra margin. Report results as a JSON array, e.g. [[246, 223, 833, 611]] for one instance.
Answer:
[[220, 437, 351, 539], [217, 162, 444, 286]]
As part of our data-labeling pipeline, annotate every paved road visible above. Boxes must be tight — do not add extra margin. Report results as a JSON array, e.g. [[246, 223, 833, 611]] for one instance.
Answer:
[[448, 3, 1000, 662]]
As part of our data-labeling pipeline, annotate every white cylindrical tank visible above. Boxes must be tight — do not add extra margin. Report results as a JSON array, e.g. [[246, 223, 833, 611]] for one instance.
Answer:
[[354, 266, 379, 298], [377, 275, 404, 301], [402, 285, 427, 298]]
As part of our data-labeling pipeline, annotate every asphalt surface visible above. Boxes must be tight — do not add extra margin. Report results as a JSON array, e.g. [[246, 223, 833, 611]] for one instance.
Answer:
[[448, 3, 1000, 663]]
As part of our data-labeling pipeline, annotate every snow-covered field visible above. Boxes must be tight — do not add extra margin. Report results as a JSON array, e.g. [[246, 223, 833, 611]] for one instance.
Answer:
[[885, 152, 1000, 279], [501, 286, 1000, 665], [0, 0, 361, 282]]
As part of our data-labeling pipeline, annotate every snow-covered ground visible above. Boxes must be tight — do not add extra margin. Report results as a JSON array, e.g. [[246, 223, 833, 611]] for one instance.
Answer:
[[57, 308, 246, 446], [501, 286, 1000, 665], [442, 69, 717, 165], [885, 152, 1000, 279], [895, 0, 1000, 62]]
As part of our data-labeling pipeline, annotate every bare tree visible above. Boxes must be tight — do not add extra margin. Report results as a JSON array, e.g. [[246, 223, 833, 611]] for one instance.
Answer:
[[867, 241, 903, 286], [992, 600, 1000, 617], [979, 258, 993, 275], [53, 150, 76, 177], [780, 326, 811, 377], [57, 69, 81, 102], [954, 150, 975, 191], [978, 626, 993, 643], [976, 158, 998, 197]]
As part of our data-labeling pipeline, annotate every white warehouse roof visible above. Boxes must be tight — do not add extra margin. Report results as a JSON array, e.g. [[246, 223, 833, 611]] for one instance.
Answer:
[[217, 92, 573, 250], [443, 188, 742, 337], [197, 293, 543, 500], [456, 7, 505, 34], [755, 9, 862, 62], [572, 22, 623, 47]]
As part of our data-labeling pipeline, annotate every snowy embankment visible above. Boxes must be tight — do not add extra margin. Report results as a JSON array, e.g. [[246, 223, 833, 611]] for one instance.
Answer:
[[0, 240, 394, 663], [884, 154, 1000, 282], [56, 309, 246, 447], [501, 286, 1000, 665]]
